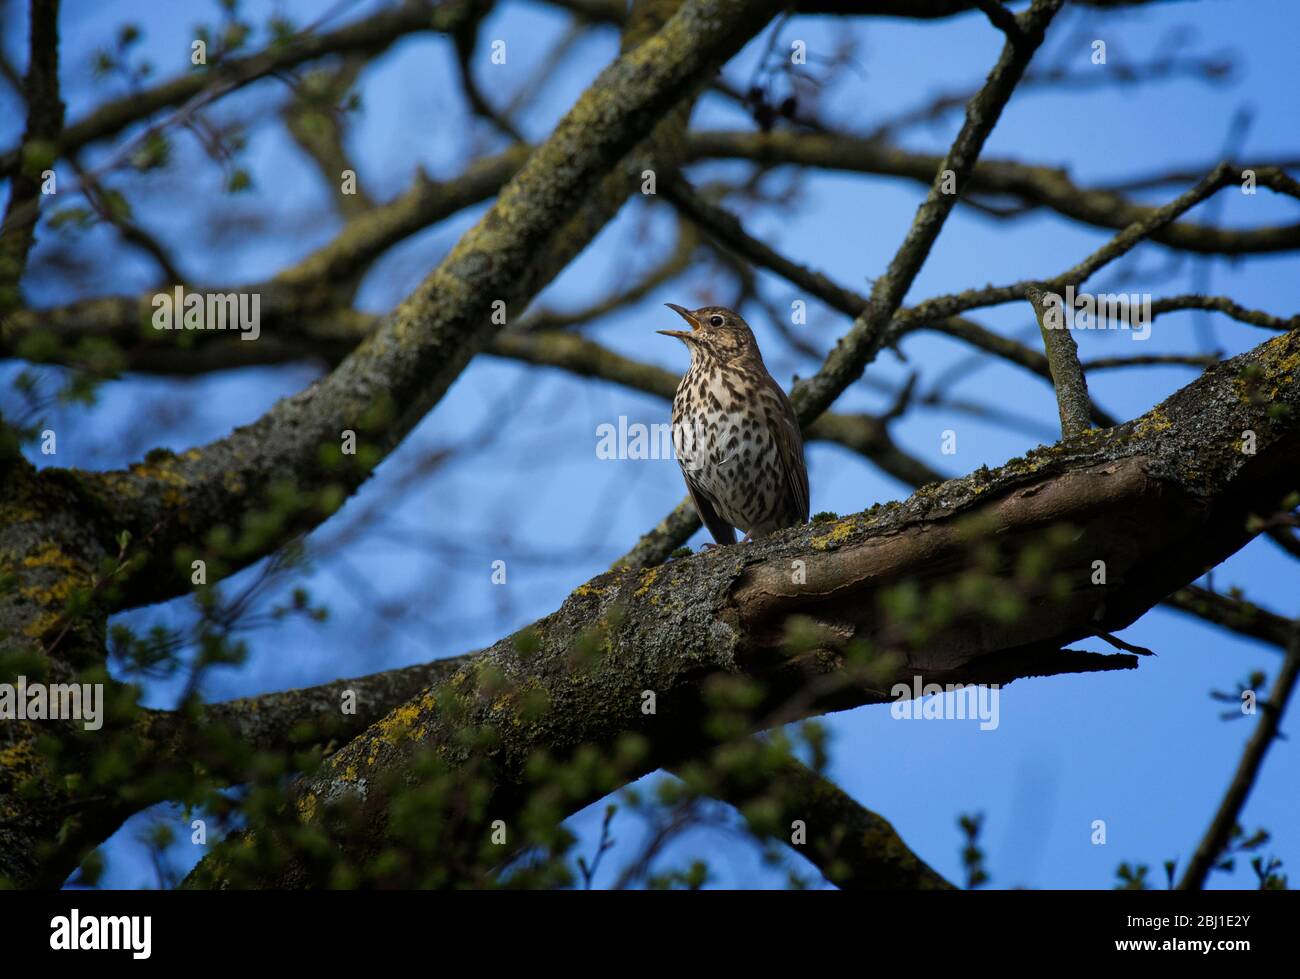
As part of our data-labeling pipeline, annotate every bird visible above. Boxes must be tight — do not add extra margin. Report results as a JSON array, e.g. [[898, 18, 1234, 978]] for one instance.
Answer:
[[658, 302, 810, 546]]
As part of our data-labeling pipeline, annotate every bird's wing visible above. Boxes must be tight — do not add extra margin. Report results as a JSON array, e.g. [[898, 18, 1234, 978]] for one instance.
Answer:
[[764, 375, 811, 523], [682, 470, 737, 545]]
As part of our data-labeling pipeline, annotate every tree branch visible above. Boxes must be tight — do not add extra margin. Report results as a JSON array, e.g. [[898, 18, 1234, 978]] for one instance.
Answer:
[[687, 132, 1300, 255], [282, 57, 376, 219], [0, 0, 484, 176], [1025, 284, 1093, 438], [891, 165, 1298, 333], [1177, 623, 1300, 890], [491, 330, 946, 486], [670, 747, 956, 889], [188, 326, 1300, 887], [624, 0, 1066, 567], [0, 0, 64, 315], [31, 0, 782, 617], [1163, 586, 1297, 655], [970, 0, 1024, 43]]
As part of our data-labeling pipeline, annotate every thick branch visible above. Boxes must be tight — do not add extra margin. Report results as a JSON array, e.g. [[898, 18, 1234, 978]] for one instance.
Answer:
[[147, 647, 951, 890], [189, 326, 1300, 888], [0, 145, 529, 360], [144, 657, 468, 763], [32, 0, 781, 615]]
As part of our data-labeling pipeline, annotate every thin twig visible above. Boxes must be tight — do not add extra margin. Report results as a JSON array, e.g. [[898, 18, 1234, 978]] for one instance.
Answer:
[[1177, 624, 1300, 890]]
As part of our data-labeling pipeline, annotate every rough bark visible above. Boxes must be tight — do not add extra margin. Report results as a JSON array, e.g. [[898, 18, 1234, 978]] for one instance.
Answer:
[[0, 0, 1288, 893], [188, 327, 1300, 887], [0, 0, 782, 889], [7, 0, 781, 617]]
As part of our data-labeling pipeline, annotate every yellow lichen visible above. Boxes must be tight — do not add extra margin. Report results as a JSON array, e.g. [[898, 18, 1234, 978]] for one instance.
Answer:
[[373, 699, 422, 746], [16, 545, 90, 637], [811, 519, 856, 551], [296, 792, 318, 822], [634, 567, 660, 597], [20, 543, 81, 573], [1135, 407, 1173, 435], [0, 735, 41, 773]]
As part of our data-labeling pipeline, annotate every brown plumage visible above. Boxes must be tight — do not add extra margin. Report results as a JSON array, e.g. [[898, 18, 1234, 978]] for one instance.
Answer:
[[658, 303, 810, 545]]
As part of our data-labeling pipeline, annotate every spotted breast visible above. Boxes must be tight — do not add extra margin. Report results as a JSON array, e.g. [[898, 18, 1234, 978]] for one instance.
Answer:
[[658, 303, 810, 545]]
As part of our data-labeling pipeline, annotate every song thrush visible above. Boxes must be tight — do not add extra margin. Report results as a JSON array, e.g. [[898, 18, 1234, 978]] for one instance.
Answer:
[[658, 303, 810, 545]]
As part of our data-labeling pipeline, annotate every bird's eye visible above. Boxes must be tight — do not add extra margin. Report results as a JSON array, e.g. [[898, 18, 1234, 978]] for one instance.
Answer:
[[708, 315, 725, 327]]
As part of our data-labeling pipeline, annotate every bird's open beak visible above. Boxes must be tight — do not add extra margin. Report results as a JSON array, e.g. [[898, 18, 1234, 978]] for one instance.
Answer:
[[657, 302, 700, 340]]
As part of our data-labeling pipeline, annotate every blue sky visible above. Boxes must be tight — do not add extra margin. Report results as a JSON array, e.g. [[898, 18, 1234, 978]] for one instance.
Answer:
[[5, 0, 1298, 888]]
